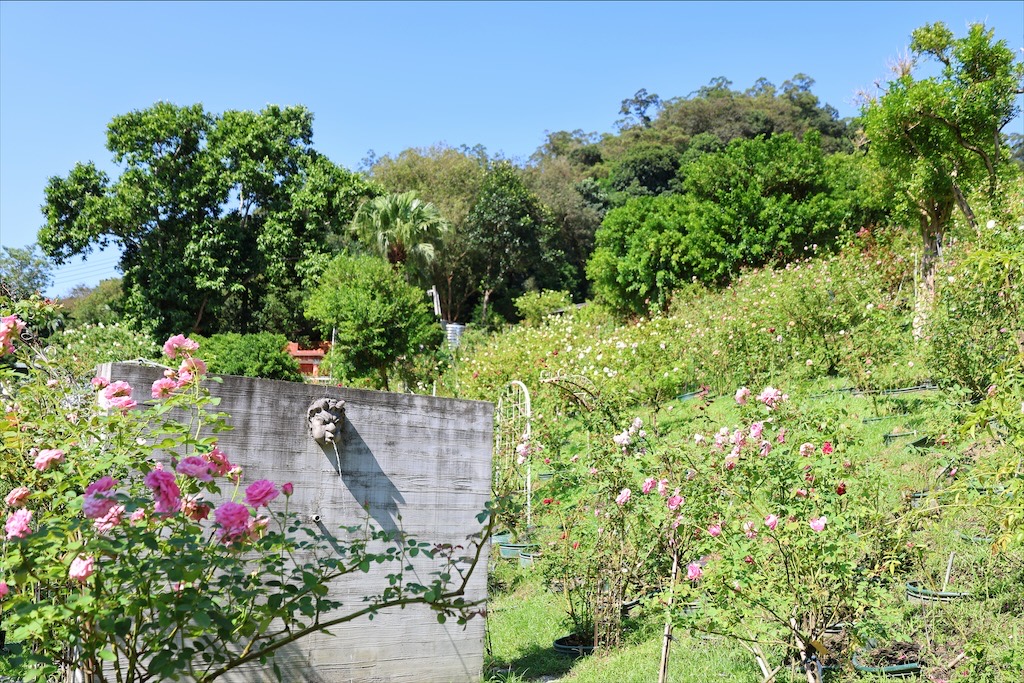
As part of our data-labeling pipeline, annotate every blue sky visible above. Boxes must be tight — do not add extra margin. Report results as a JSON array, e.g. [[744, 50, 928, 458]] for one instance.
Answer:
[[2, 1, 1022, 296]]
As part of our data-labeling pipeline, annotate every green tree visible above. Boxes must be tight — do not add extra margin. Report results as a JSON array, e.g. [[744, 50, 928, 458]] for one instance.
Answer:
[[862, 22, 1024, 289], [38, 103, 374, 340], [60, 278, 124, 326], [0, 243, 53, 300], [350, 191, 449, 286], [465, 162, 562, 323], [196, 332, 303, 382], [304, 253, 442, 390], [369, 145, 489, 322]]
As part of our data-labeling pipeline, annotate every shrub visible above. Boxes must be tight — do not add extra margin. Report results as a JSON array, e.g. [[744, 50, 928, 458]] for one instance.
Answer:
[[513, 289, 574, 326], [929, 221, 1023, 398], [197, 332, 303, 382]]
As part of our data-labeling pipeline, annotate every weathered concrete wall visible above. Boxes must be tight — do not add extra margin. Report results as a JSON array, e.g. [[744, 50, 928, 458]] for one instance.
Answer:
[[100, 362, 492, 683]]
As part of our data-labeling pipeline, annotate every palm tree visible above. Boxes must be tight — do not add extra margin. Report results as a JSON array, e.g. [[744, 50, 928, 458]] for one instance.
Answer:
[[350, 191, 449, 285]]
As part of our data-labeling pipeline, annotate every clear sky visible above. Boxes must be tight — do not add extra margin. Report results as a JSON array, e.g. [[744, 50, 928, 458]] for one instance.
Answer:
[[2, 0, 1022, 297]]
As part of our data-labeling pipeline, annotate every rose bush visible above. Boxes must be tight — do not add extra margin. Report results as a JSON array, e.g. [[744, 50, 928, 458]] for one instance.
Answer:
[[1, 319, 484, 682]]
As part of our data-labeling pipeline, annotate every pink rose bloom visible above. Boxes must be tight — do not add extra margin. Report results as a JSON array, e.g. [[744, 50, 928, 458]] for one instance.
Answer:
[[34, 448, 65, 471], [795, 488, 808, 499], [99, 381, 136, 412], [180, 356, 207, 377], [129, 508, 147, 525], [5, 486, 30, 508], [612, 430, 632, 447], [244, 479, 280, 507], [809, 516, 827, 532], [69, 555, 95, 582], [204, 445, 233, 476], [749, 421, 764, 440], [764, 514, 779, 531], [666, 493, 683, 511], [151, 377, 178, 399], [724, 453, 739, 470], [641, 477, 657, 494], [757, 386, 788, 410], [686, 562, 703, 581], [707, 524, 722, 537], [759, 440, 772, 457], [615, 488, 631, 506], [144, 467, 182, 515], [90, 376, 110, 389], [730, 429, 746, 446], [93, 504, 124, 533], [5, 508, 32, 539], [82, 476, 119, 519], [657, 478, 670, 496], [215, 501, 251, 543], [163, 334, 200, 359], [0, 315, 26, 355], [176, 455, 214, 482], [986, 384, 997, 398], [776, 428, 787, 444], [821, 441, 834, 455], [282, 482, 294, 496], [0, 581, 9, 598], [734, 386, 750, 405], [247, 515, 269, 541], [693, 433, 705, 445], [743, 520, 757, 539], [799, 442, 815, 458]]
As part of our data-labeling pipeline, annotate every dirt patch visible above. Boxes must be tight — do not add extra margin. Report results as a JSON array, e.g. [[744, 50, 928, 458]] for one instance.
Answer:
[[860, 640, 922, 667]]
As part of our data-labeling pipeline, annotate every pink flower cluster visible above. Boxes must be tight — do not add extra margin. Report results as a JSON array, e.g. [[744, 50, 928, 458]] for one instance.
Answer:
[[33, 448, 65, 471], [0, 314, 26, 355], [612, 417, 645, 449], [151, 335, 207, 398], [756, 386, 789, 411], [98, 381, 137, 412], [5, 508, 32, 540], [144, 465, 182, 515]]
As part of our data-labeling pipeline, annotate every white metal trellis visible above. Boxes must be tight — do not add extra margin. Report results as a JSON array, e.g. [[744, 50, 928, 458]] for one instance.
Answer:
[[494, 380, 533, 527]]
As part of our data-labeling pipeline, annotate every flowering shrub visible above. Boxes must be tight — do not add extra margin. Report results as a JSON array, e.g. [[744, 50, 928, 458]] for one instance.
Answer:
[[639, 386, 905, 677], [0, 322, 483, 682]]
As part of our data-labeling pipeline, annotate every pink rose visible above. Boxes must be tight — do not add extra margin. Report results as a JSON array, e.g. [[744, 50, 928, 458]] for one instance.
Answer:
[[183, 497, 212, 522], [144, 467, 182, 515], [4, 508, 31, 539], [282, 482, 294, 496], [204, 445, 233, 476], [666, 493, 683, 511], [799, 442, 815, 458], [83, 476, 119, 519], [93, 505, 124, 533], [734, 387, 750, 405], [215, 501, 251, 543], [163, 334, 200, 359], [615, 488, 631, 506], [90, 376, 110, 389], [795, 488, 808, 499], [707, 524, 722, 537], [821, 441, 834, 455], [743, 520, 757, 539], [129, 508, 147, 525], [657, 478, 670, 496], [764, 514, 779, 531], [0, 580, 8, 598], [686, 562, 703, 581], [776, 428, 787, 444], [759, 440, 772, 457], [642, 477, 657, 494], [5, 486, 30, 508], [151, 377, 178, 399], [809, 516, 827, 532], [33, 448, 65, 471], [69, 555, 95, 582], [244, 480, 280, 508], [99, 381, 136, 412], [179, 356, 207, 377], [176, 456, 214, 482], [749, 421, 764, 440]]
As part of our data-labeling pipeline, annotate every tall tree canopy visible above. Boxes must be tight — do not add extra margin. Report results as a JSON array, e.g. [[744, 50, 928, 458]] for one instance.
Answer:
[[38, 102, 375, 339], [862, 22, 1024, 287], [0, 244, 53, 300], [350, 191, 449, 287]]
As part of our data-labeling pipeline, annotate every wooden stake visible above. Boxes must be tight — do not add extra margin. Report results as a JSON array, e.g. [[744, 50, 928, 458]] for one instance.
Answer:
[[657, 550, 679, 683]]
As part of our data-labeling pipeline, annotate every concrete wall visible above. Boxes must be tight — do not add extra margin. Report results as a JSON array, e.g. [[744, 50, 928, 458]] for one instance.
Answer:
[[100, 363, 492, 683]]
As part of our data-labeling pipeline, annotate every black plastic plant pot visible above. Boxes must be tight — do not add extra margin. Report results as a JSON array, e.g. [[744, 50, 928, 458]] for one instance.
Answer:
[[905, 580, 971, 604], [553, 634, 595, 657]]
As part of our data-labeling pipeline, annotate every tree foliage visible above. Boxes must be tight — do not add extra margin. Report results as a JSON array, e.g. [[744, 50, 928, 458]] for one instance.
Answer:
[[195, 332, 303, 382], [0, 244, 53, 301], [350, 191, 449, 287], [862, 22, 1024, 284], [304, 254, 442, 390], [588, 133, 867, 315], [38, 103, 375, 340]]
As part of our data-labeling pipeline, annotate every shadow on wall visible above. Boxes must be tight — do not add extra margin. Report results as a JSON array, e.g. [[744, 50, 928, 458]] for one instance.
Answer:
[[315, 417, 405, 535]]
